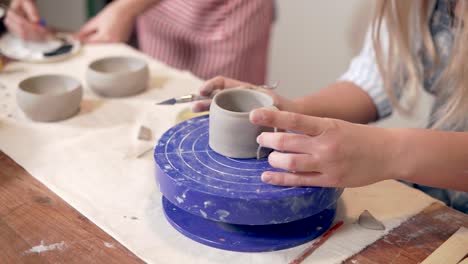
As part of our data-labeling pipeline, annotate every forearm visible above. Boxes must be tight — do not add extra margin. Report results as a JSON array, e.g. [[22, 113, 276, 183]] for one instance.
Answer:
[[292, 81, 378, 124], [392, 129, 468, 191], [113, 0, 160, 18]]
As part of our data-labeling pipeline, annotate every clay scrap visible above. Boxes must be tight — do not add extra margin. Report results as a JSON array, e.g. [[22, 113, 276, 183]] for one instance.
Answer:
[[137, 126, 152, 141], [358, 210, 385, 231]]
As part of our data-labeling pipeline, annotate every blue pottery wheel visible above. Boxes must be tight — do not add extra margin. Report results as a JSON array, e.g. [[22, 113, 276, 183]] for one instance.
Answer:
[[163, 196, 336, 252], [154, 115, 342, 252]]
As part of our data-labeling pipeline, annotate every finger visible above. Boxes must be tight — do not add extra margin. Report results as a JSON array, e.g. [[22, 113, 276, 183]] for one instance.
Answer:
[[9, 0, 22, 11], [198, 76, 225, 96], [5, 11, 47, 41], [28, 27, 49, 41], [191, 99, 212, 113], [199, 76, 250, 96], [74, 21, 97, 41], [268, 151, 319, 172], [21, 0, 40, 23], [74, 28, 96, 42], [4, 14, 22, 36], [250, 109, 332, 136], [261, 171, 337, 187], [5, 10, 28, 37], [257, 132, 312, 153], [80, 31, 112, 44]]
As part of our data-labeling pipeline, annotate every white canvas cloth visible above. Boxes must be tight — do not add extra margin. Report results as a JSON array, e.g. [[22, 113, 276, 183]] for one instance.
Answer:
[[0, 44, 437, 264]]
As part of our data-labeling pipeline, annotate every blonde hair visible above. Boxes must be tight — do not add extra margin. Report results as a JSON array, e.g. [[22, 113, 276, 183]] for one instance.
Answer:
[[372, 0, 468, 129]]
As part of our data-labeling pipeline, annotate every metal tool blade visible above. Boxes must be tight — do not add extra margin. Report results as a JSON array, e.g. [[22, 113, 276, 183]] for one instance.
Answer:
[[156, 98, 177, 105]]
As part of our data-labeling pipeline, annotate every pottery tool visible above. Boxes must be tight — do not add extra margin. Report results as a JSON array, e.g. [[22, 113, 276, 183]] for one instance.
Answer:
[[154, 115, 343, 252], [156, 83, 278, 105], [156, 94, 210, 105], [289, 221, 344, 264], [136, 146, 154, 159]]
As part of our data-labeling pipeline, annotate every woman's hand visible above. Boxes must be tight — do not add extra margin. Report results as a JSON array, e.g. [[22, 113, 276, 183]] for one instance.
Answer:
[[4, 0, 49, 41], [192, 76, 298, 113], [250, 108, 400, 187], [74, 2, 135, 43]]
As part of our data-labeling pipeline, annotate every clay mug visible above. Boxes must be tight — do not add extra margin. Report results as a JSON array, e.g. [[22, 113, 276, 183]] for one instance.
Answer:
[[209, 87, 277, 159]]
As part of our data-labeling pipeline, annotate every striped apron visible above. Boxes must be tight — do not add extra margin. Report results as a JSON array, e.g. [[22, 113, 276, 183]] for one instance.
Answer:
[[136, 0, 274, 84]]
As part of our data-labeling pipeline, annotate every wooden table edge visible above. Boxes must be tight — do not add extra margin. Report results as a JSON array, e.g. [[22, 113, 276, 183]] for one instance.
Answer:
[[1, 151, 467, 263]]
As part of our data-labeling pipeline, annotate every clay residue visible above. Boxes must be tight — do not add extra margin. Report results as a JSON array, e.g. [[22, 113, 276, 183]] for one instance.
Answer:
[[175, 196, 184, 204], [103, 242, 115, 248], [199, 209, 208, 218], [24, 241, 66, 255], [203, 201, 213, 208], [215, 210, 230, 221]]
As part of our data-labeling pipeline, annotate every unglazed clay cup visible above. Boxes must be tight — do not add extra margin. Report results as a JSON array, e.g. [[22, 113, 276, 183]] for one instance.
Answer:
[[209, 87, 277, 159], [17, 74, 83, 122], [86, 56, 149, 97]]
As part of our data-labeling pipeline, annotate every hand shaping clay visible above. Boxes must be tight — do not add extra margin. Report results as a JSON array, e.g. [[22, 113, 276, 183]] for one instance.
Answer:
[[209, 87, 277, 159]]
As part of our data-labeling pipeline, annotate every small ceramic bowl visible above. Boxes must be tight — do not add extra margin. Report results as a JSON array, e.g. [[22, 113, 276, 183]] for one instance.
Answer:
[[86, 56, 149, 97], [17, 74, 83, 122]]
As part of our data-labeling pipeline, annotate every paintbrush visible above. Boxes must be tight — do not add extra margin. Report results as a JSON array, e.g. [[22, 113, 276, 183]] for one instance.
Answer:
[[289, 221, 344, 264]]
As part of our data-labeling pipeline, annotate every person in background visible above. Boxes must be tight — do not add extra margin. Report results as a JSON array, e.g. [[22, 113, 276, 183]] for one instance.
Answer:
[[192, 0, 468, 213], [4, 0, 274, 84]]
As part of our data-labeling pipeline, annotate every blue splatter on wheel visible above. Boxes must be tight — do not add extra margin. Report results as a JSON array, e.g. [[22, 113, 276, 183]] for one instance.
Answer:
[[154, 115, 342, 252]]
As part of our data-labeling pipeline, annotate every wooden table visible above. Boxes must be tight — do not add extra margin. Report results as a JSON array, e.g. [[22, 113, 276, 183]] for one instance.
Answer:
[[0, 152, 143, 264], [1, 151, 467, 264]]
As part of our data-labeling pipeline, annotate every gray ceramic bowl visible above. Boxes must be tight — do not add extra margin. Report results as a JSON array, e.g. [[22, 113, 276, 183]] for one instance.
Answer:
[[86, 56, 149, 97], [17, 74, 83, 122]]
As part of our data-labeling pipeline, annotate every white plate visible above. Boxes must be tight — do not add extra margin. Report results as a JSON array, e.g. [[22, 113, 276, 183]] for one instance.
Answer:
[[0, 32, 81, 63]]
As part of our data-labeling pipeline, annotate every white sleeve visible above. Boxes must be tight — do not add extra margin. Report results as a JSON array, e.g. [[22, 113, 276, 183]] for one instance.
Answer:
[[338, 26, 393, 119]]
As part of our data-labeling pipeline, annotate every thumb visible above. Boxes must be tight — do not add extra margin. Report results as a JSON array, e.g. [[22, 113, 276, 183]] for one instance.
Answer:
[[83, 32, 109, 44], [74, 22, 97, 42], [21, 0, 40, 23], [199, 76, 226, 96], [191, 99, 212, 113]]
